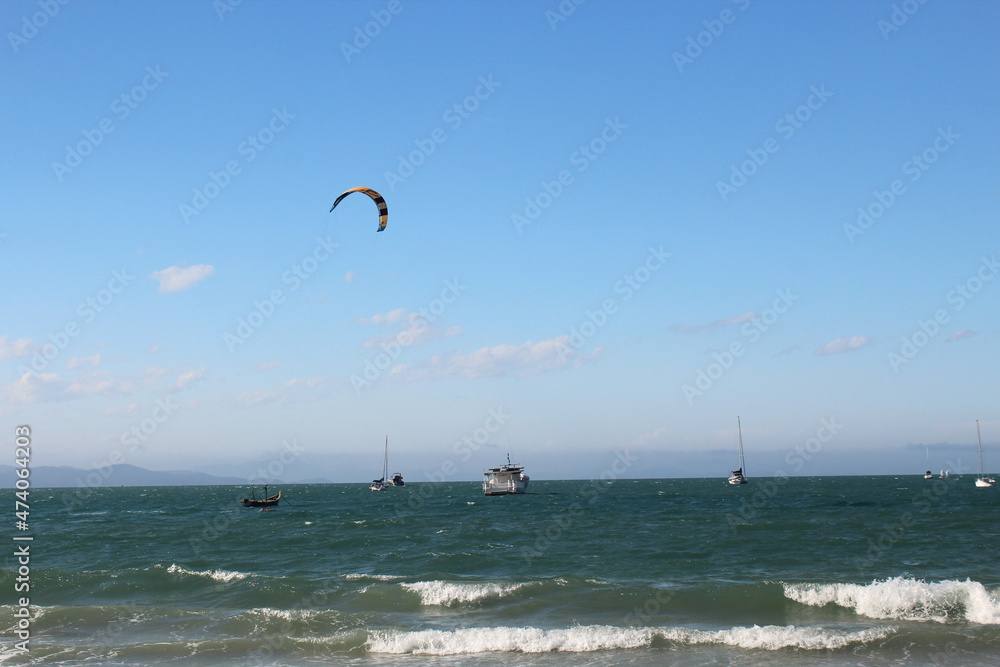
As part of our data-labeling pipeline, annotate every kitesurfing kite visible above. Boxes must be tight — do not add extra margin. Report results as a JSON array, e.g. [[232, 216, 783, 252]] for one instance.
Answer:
[[330, 187, 387, 232]]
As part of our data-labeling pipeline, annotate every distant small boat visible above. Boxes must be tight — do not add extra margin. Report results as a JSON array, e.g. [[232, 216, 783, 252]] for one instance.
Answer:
[[924, 447, 933, 479], [388, 471, 405, 486], [241, 483, 280, 508], [728, 417, 748, 485], [975, 420, 995, 488], [371, 436, 391, 491], [483, 454, 529, 495]]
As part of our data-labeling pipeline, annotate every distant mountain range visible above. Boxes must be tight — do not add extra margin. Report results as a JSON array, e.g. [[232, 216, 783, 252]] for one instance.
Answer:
[[0, 463, 287, 489]]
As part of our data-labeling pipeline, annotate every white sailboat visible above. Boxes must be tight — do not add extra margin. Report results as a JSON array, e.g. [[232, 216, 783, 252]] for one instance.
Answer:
[[370, 436, 389, 491], [924, 447, 933, 479], [975, 420, 995, 488], [728, 417, 748, 485]]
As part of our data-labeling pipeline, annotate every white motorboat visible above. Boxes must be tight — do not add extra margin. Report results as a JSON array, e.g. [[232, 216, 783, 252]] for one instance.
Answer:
[[483, 455, 529, 495]]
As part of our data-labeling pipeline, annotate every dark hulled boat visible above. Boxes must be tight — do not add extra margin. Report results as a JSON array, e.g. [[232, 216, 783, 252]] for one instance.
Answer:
[[241, 484, 280, 507]]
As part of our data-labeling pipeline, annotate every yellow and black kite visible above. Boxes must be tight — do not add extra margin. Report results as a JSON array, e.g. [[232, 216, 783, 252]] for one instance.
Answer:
[[330, 187, 387, 232]]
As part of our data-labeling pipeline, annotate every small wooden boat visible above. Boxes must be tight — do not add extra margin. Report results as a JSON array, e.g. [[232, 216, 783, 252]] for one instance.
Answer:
[[241, 483, 280, 507]]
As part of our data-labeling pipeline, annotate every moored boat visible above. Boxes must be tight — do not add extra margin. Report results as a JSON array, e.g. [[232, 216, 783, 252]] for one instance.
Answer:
[[728, 417, 748, 485], [241, 483, 280, 507], [483, 455, 529, 495]]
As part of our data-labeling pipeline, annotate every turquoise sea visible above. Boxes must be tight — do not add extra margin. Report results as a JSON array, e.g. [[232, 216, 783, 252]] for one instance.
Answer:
[[2, 476, 999, 665]]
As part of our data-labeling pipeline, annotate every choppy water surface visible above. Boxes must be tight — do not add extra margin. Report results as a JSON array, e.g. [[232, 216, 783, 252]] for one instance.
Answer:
[[2, 476, 998, 665]]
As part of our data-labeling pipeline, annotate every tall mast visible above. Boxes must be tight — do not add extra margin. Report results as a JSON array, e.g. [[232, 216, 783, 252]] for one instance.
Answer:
[[738, 416, 745, 473], [978, 420, 984, 477]]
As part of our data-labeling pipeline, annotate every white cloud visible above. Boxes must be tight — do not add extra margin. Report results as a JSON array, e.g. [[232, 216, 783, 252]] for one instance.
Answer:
[[400, 336, 592, 381], [635, 427, 667, 446], [255, 361, 280, 372], [358, 308, 409, 328], [946, 330, 975, 343], [814, 336, 872, 356], [0, 336, 34, 360], [168, 367, 205, 391], [359, 308, 462, 350], [66, 353, 101, 370], [150, 264, 214, 293], [103, 403, 141, 417], [344, 270, 356, 283], [0, 373, 63, 405], [235, 375, 326, 407], [65, 371, 132, 397], [147, 343, 160, 354]]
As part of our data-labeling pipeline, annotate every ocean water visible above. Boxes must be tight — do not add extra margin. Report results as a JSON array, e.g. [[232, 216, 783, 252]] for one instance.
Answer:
[[2, 476, 999, 665]]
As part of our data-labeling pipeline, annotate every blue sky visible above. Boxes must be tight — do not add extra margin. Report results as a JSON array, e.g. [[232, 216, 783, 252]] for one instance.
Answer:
[[2, 0, 998, 482]]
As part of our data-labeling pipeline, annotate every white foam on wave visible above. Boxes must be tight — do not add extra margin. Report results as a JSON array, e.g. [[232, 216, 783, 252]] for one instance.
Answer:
[[784, 577, 1000, 624], [343, 573, 402, 581], [165, 564, 249, 583], [366, 624, 896, 654], [401, 581, 530, 606], [249, 607, 322, 622]]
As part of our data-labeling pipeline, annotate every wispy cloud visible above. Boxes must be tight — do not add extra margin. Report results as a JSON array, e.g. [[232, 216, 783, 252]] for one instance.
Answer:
[[103, 403, 141, 417], [0, 335, 33, 360], [66, 353, 101, 370], [772, 345, 800, 357], [150, 264, 214, 293], [359, 308, 462, 349], [668, 311, 755, 334], [814, 336, 872, 356], [946, 329, 975, 343], [635, 426, 667, 446], [359, 308, 409, 328], [397, 336, 594, 381], [344, 270, 355, 283], [0, 373, 63, 405], [255, 361, 280, 372], [65, 371, 133, 397], [235, 375, 326, 407], [168, 367, 205, 391]]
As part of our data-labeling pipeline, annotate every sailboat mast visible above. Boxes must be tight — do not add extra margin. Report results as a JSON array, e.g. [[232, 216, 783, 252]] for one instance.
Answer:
[[384, 435, 388, 480], [977, 420, 984, 476], [737, 416, 745, 473]]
